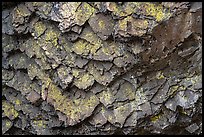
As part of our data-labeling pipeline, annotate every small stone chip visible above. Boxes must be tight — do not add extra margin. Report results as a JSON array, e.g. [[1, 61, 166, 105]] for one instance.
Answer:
[[185, 123, 199, 133]]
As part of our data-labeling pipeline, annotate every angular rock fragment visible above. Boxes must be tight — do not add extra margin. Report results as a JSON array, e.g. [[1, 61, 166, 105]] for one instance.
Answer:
[[51, 2, 95, 32], [6, 71, 41, 103], [80, 25, 103, 48], [90, 83, 105, 94], [113, 52, 136, 68], [150, 79, 169, 104], [2, 100, 19, 120], [123, 111, 137, 127], [74, 56, 89, 68], [2, 34, 18, 53], [12, 3, 32, 33], [115, 81, 135, 102], [115, 16, 149, 37], [45, 80, 100, 126], [2, 69, 14, 82], [74, 73, 95, 90], [88, 105, 108, 127], [97, 88, 115, 108], [88, 62, 114, 85], [8, 53, 29, 69], [30, 120, 51, 135], [26, 91, 41, 104], [113, 103, 134, 127], [185, 123, 199, 134], [2, 118, 13, 134], [57, 65, 73, 89], [88, 13, 114, 40], [31, 21, 47, 38], [30, 2, 53, 19], [2, 9, 15, 35], [165, 90, 200, 111]]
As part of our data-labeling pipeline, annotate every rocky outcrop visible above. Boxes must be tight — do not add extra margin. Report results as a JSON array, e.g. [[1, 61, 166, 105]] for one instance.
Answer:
[[2, 2, 202, 135]]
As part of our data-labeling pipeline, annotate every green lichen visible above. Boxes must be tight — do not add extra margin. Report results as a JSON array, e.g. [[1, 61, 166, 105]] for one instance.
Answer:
[[2, 100, 19, 120]]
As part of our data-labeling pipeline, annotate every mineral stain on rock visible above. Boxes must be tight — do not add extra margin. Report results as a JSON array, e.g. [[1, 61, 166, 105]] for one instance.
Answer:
[[2, 2, 202, 135]]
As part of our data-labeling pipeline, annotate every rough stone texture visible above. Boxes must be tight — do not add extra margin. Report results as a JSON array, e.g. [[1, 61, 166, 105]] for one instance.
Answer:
[[2, 2, 202, 135]]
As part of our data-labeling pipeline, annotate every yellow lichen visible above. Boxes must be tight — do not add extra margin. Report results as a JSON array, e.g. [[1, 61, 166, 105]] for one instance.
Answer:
[[73, 99, 81, 106], [6, 121, 12, 128], [80, 27, 102, 53], [33, 120, 46, 128], [42, 3, 52, 15], [150, 113, 162, 122], [124, 2, 138, 15], [168, 85, 179, 95], [73, 38, 101, 56], [44, 77, 98, 125], [74, 73, 94, 89], [132, 18, 149, 29], [72, 69, 81, 78], [15, 7, 30, 17], [33, 21, 46, 37], [72, 40, 89, 55], [168, 85, 186, 97], [118, 17, 128, 31], [75, 3, 96, 25], [178, 108, 187, 115], [80, 73, 92, 83], [144, 3, 171, 22], [102, 46, 112, 56], [98, 20, 105, 29], [44, 29, 60, 46], [111, 3, 127, 17], [15, 99, 21, 105], [83, 95, 98, 110], [98, 89, 114, 106], [156, 71, 165, 79], [2, 100, 19, 120]]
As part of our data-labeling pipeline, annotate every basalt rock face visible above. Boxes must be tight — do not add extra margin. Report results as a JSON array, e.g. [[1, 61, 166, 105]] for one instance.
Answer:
[[2, 2, 202, 135]]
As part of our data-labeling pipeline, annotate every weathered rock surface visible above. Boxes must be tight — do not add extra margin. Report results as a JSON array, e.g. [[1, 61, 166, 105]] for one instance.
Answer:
[[2, 2, 202, 135]]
